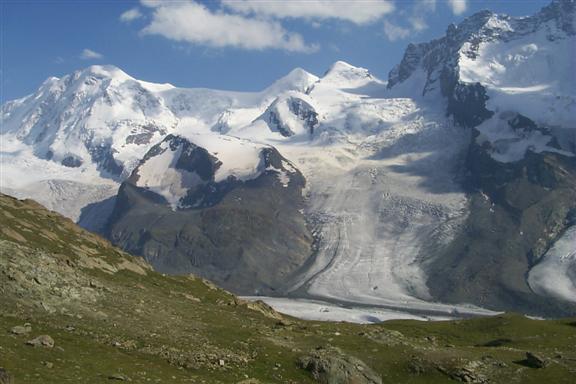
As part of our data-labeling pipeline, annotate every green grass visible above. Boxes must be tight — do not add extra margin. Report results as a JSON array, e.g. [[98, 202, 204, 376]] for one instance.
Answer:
[[1, 194, 575, 383]]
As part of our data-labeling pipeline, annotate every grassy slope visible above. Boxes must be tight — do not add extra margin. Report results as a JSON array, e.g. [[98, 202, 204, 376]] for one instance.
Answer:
[[0, 194, 575, 383]]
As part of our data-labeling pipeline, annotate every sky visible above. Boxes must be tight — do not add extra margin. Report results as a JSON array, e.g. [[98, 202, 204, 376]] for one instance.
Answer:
[[1, 0, 552, 102]]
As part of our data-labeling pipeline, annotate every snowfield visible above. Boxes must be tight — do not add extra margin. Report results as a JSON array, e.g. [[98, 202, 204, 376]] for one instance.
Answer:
[[459, 16, 576, 162], [133, 133, 268, 209], [0, 137, 119, 221], [528, 226, 576, 304], [242, 296, 482, 323]]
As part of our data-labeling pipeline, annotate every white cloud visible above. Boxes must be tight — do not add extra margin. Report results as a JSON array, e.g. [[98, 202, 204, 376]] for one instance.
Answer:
[[408, 16, 428, 32], [415, 0, 437, 13], [80, 49, 103, 60], [222, 0, 395, 25], [140, 0, 164, 8], [120, 8, 143, 23], [141, 1, 317, 53], [381, 0, 435, 42], [447, 0, 467, 15], [383, 20, 411, 42]]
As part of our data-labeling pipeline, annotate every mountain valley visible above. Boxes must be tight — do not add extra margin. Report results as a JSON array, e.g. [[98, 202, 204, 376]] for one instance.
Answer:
[[1, 0, 575, 319]]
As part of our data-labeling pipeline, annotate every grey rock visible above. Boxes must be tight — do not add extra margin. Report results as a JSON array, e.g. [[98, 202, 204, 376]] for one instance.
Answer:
[[61, 155, 83, 168], [437, 360, 489, 383], [426, 146, 576, 316], [10, 324, 31, 335], [524, 352, 549, 369], [106, 135, 312, 295], [26, 334, 55, 348], [257, 95, 319, 137], [0, 368, 13, 384]]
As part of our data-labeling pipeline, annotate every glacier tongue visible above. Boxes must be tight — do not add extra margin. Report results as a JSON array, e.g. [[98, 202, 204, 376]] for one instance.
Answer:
[[274, 97, 475, 314], [528, 226, 576, 304]]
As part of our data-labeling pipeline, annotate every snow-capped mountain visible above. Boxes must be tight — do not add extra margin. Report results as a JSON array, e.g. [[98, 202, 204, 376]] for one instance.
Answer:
[[106, 133, 311, 294], [384, 0, 576, 314], [129, 133, 298, 210], [1, 0, 575, 317], [388, 0, 575, 158], [0, 65, 318, 178], [255, 92, 319, 137]]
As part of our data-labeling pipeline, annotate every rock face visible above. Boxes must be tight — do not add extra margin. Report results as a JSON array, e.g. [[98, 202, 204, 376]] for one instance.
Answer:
[[256, 92, 319, 137], [387, 0, 576, 316], [0, 368, 12, 384], [105, 135, 312, 294], [425, 146, 576, 315]]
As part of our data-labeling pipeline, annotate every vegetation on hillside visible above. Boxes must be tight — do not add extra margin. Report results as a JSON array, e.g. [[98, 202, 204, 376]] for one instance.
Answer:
[[1, 194, 575, 383]]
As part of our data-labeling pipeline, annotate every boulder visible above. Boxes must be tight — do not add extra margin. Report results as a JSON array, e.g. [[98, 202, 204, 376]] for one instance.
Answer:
[[10, 324, 31, 335], [0, 368, 13, 384], [524, 352, 549, 369], [298, 350, 382, 384], [26, 335, 55, 348]]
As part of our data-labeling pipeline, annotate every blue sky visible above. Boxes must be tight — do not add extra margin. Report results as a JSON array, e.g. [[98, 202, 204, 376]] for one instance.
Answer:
[[2, 0, 551, 102]]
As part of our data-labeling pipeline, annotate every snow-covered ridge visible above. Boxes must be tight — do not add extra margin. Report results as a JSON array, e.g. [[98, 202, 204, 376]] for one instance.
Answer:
[[387, 0, 575, 163], [0, 64, 319, 180], [319, 61, 377, 89], [388, 0, 575, 94], [132, 134, 261, 209], [0, 60, 377, 218], [454, 1, 575, 162], [255, 91, 319, 137], [130, 133, 298, 210]]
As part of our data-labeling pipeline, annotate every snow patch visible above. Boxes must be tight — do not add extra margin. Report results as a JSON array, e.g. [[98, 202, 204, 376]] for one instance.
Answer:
[[134, 141, 203, 209], [528, 226, 576, 304], [243, 296, 496, 323]]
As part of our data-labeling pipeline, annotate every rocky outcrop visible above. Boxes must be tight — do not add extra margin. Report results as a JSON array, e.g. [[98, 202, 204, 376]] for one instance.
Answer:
[[388, 0, 576, 316], [256, 93, 319, 137], [298, 349, 382, 384], [0, 368, 13, 384], [425, 140, 576, 316], [523, 352, 550, 369], [105, 136, 313, 294], [389, 0, 575, 116]]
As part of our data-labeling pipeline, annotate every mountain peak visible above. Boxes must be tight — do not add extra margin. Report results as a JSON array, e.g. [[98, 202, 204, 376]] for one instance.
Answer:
[[286, 67, 315, 79], [327, 60, 356, 71], [265, 67, 319, 95], [73, 65, 133, 82], [324, 61, 366, 76], [388, 0, 575, 92], [319, 61, 375, 88]]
